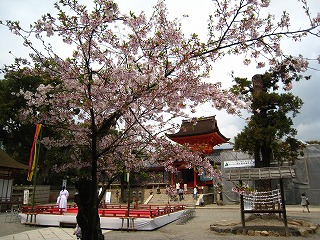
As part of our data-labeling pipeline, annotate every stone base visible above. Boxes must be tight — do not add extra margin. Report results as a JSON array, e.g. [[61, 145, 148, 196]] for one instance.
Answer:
[[210, 214, 319, 237]]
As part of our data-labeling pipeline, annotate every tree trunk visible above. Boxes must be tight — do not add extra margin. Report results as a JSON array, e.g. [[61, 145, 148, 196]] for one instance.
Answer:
[[254, 144, 272, 191], [75, 179, 104, 240], [261, 144, 272, 167], [254, 146, 262, 168]]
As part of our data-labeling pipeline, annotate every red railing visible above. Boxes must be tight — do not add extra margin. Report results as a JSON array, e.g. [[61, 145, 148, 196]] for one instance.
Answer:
[[21, 204, 185, 218], [21, 204, 77, 214], [99, 204, 185, 218]]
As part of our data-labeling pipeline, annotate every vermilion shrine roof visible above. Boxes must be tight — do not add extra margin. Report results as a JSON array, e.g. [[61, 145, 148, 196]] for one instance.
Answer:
[[166, 116, 229, 154]]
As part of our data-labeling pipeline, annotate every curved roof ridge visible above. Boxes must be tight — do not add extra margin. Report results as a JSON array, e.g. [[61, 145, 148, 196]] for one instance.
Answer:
[[0, 149, 28, 170]]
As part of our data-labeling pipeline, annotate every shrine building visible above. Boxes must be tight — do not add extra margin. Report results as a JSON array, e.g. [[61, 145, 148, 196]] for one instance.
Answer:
[[165, 116, 229, 193]]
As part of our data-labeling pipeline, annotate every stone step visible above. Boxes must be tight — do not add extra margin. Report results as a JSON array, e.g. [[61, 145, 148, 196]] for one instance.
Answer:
[[148, 193, 197, 205]]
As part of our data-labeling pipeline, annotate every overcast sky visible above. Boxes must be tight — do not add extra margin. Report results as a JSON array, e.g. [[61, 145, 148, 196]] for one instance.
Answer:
[[0, 0, 319, 142]]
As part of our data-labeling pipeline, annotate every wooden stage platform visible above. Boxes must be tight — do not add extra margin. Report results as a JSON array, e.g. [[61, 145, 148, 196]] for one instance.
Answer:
[[19, 204, 186, 230]]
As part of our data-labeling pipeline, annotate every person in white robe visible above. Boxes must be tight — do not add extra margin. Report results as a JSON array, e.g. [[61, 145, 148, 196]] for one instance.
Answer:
[[57, 186, 69, 211]]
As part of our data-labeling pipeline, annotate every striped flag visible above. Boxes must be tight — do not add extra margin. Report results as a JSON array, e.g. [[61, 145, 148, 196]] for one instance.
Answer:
[[27, 124, 42, 181]]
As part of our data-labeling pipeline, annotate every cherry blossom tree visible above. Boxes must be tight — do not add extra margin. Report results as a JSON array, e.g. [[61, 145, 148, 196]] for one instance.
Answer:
[[203, 0, 320, 73], [1, 0, 319, 239]]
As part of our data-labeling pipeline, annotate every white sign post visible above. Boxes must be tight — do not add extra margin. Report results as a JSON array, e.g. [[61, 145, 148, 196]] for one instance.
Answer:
[[62, 180, 67, 188], [23, 189, 29, 205], [105, 192, 111, 204]]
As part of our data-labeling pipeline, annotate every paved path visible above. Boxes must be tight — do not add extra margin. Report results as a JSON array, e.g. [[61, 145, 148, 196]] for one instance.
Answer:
[[0, 227, 109, 240], [0, 204, 319, 239]]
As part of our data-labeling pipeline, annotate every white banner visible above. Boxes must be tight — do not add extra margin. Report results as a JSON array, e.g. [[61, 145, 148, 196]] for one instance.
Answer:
[[62, 179, 67, 188], [224, 159, 255, 168], [23, 189, 29, 204], [105, 191, 111, 204]]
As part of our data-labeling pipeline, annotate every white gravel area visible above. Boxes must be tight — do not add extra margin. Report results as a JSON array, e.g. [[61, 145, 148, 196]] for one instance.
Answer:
[[1, 205, 319, 239], [104, 207, 320, 240]]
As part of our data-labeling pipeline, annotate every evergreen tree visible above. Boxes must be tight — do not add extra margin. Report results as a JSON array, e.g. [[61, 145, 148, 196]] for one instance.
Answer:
[[232, 68, 305, 168], [0, 71, 72, 185], [0, 71, 42, 161]]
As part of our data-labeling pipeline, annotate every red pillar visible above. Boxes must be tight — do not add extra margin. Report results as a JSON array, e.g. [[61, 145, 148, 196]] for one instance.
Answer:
[[193, 168, 197, 187]]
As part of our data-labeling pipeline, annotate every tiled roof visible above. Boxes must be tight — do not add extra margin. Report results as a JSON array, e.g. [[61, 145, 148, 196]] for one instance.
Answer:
[[205, 149, 253, 164], [166, 116, 228, 139], [0, 149, 28, 169]]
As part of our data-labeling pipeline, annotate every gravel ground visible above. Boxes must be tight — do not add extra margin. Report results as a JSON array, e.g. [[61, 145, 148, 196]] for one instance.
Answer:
[[104, 207, 320, 240], [0, 212, 43, 237], [1, 205, 319, 239]]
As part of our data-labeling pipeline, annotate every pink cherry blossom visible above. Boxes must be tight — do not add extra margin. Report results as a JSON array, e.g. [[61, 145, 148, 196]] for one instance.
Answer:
[[1, 0, 319, 237]]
